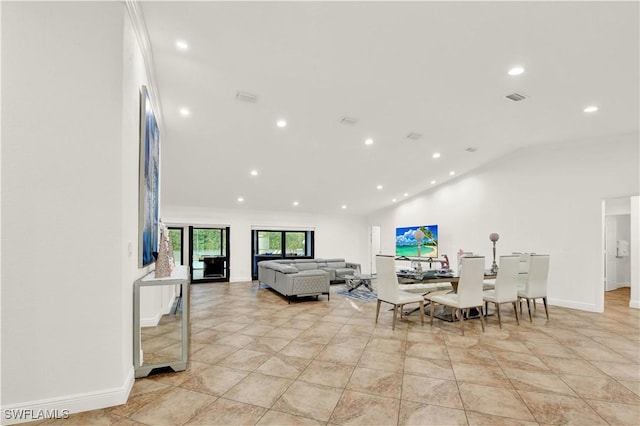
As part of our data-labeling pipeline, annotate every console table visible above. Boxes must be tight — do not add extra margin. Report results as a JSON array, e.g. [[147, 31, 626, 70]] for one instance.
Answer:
[[133, 265, 190, 378]]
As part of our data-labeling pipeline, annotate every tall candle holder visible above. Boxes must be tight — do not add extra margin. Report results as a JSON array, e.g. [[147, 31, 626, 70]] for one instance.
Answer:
[[489, 233, 500, 274]]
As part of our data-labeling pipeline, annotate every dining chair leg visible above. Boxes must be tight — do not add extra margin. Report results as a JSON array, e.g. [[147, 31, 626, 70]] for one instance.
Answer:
[[519, 297, 523, 315], [533, 299, 537, 312], [375, 300, 382, 324], [478, 305, 485, 332], [513, 301, 520, 325], [430, 301, 435, 326], [485, 301, 489, 316], [392, 305, 398, 330], [418, 301, 424, 326], [459, 308, 465, 336], [496, 303, 502, 329], [542, 297, 549, 320], [526, 299, 533, 322]]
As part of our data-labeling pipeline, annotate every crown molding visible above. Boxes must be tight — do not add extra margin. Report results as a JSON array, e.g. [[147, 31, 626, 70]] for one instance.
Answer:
[[123, 0, 163, 128]]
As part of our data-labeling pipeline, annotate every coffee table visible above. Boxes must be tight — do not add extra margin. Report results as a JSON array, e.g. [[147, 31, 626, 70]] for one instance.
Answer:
[[344, 274, 374, 292]]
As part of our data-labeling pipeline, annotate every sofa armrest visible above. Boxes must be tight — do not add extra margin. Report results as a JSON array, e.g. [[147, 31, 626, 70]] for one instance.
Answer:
[[319, 267, 337, 281], [346, 262, 361, 273]]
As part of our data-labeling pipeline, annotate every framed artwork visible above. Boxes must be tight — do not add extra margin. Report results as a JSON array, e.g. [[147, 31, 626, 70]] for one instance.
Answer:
[[139, 85, 160, 267], [395, 225, 438, 258]]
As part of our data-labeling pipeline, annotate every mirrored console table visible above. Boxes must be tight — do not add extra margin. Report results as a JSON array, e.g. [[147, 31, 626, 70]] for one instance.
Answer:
[[133, 265, 190, 378]]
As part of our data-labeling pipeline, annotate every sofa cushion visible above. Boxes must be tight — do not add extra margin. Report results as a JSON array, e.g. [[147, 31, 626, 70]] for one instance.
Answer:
[[326, 260, 346, 268], [296, 262, 318, 271], [270, 264, 299, 274]]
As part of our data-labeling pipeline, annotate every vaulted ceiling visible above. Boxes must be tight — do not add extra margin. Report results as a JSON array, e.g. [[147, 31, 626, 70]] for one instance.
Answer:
[[141, 1, 639, 216]]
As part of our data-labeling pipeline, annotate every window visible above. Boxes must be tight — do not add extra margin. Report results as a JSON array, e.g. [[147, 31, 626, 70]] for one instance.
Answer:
[[251, 229, 314, 279], [168, 228, 183, 265]]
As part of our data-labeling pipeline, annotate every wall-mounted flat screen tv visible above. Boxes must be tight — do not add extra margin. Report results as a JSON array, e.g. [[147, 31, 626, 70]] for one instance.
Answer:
[[395, 225, 438, 258]]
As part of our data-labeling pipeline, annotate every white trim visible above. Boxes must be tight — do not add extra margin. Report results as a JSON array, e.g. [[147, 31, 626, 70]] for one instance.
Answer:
[[251, 225, 315, 231], [1, 367, 135, 425], [548, 297, 600, 313], [140, 311, 162, 327], [231, 275, 253, 283], [630, 300, 640, 309], [123, 0, 163, 127]]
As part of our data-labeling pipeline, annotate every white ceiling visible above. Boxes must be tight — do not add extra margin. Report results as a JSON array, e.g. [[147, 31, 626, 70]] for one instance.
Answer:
[[141, 1, 639, 216]]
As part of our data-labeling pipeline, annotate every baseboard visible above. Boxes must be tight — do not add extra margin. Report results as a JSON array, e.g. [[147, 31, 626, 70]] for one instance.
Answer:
[[547, 297, 600, 313], [630, 300, 640, 309], [230, 275, 252, 283], [140, 311, 162, 327], [1, 367, 135, 425]]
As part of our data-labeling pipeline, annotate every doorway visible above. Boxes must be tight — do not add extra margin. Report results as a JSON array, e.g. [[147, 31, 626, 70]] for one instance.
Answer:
[[189, 226, 230, 283]]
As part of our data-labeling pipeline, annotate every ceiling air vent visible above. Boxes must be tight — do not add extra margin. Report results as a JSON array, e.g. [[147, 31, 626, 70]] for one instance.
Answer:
[[236, 91, 258, 103], [340, 116, 358, 125], [505, 92, 528, 102], [406, 132, 423, 140], [465, 147, 478, 153]]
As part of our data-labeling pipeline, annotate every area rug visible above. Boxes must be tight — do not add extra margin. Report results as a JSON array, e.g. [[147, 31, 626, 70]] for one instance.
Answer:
[[334, 284, 377, 302]]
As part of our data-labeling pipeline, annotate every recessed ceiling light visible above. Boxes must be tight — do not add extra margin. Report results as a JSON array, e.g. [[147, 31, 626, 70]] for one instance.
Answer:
[[276, 119, 287, 128], [508, 66, 525, 76], [176, 40, 189, 50], [341, 205, 347, 209], [403, 193, 409, 197], [449, 171, 455, 176], [432, 153, 441, 159], [293, 201, 299, 206], [584, 105, 599, 113], [430, 180, 436, 185], [250, 170, 258, 176], [392, 198, 397, 203], [237, 197, 244, 202], [376, 185, 383, 190], [365, 138, 374, 145], [179, 107, 190, 116]]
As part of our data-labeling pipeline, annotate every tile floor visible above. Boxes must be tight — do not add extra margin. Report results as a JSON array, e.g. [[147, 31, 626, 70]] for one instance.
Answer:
[[37, 285, 639, 425]]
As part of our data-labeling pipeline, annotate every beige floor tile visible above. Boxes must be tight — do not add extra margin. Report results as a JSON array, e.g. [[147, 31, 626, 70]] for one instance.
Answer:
[[366, 337, 407, 355], [405, 341, 449, 360], [298, 360, 354, 388], [560, 374, 640, 404], [620, 380, 640, 397], [190, 343, 238, 365], [401, 374, 463, 409], [465, 411, 539, 425], [589, 360, 640, 381], [358, 350, 404, 373], [223, 372, 293, 408], [218, 348, 271, 371], [524, 342, 577, 358], [451, 362, 511, 387], [256, 410, 325, 425], [264, 327, 305, 340], [244, 336, 292, 353], [255, 353, 311, 379], [518, 390, 608, 425], [346, 366, 403, 399], [329, 332, 371, 349], [448, 347, 498, 366], [279, 340, 325, 359], [503, 368, 578, 396], [315, 343, 364, 365], [458, 383, 535, 421], [179, 364, 249, 396], [538, 355, 607, 377], [184, 397, 267, 425], [585, 399, 640, 426], [272, 381, 343, 422], [329, 390, 400, 425], [130, 387, 216, 426], [491, 350, 550, 372], [403, 356, 454, 380], [398, 400, 467, 426]]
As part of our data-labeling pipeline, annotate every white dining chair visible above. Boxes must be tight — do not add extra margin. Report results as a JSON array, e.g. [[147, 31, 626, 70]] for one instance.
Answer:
[[427, 256, 486, 336], [483, 255, 520, 328], [375, 255, 425, 330], [517, 254, 550, 322]]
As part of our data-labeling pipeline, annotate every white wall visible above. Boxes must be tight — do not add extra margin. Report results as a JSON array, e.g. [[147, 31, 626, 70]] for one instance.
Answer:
[[1, 1, 150, 418], [367, 133, 639, 313], [162, 205, 370, 280]]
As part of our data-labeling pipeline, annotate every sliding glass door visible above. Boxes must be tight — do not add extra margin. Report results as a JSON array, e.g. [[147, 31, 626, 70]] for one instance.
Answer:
[[189, 226, 230, 283]]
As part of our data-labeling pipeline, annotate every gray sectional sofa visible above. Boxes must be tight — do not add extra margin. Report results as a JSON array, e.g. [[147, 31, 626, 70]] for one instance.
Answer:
[[257, 258, 361, 302]]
